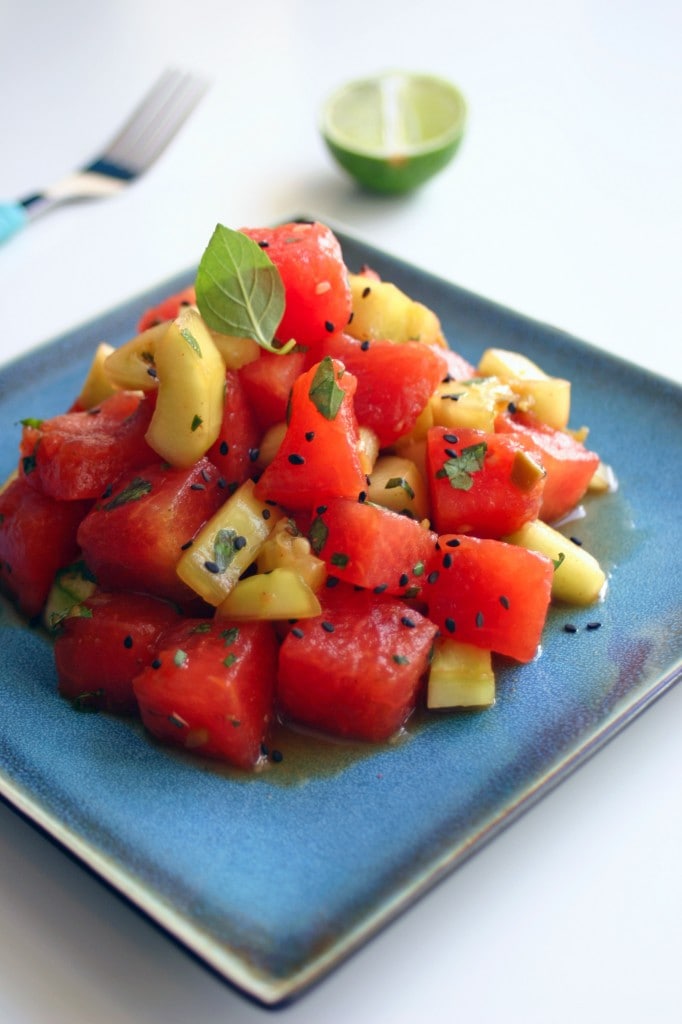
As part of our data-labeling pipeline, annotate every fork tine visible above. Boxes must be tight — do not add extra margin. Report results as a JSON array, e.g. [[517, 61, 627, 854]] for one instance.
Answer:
[[95, 68, 209, 175]]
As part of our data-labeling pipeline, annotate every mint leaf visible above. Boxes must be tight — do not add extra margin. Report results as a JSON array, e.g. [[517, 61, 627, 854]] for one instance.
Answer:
[[308, 357, 344, 419], [385, 476, 415, 500], [195, 224, 292, 354], [436, 442, 487, 491], [102, 476, 152, 510], [213, 528, 239, 571]]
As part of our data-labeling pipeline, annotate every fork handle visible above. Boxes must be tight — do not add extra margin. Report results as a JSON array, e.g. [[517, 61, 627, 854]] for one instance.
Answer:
[[0, 202, 29, 245]]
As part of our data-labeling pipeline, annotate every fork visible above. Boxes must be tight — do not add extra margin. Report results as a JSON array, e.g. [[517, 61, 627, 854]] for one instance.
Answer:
[[0, 68, 208, 245]]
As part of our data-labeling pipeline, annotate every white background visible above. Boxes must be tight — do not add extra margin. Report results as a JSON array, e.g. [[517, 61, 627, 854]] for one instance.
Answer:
[[1, 1, 680, 1021]]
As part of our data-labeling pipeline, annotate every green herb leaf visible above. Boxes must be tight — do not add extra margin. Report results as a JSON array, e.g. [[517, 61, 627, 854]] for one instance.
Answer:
[[386, 476, 415, 500], [220, 626, 239, 647], [552, 552, 566, 571], [191, 414, 203, 432], [173, 649, 188, 667], [330, 552, 349, 568], [223, 653, 238, 668], [195, 224, 292, 354], [213, 528, 239, 571], [102, 476, 152, 510], [180, 326, 202, 357], [19, 417, 44, 429], [308, 515, 329, 555], [308, 357, 345, 420], [436, 442, 488, 491]]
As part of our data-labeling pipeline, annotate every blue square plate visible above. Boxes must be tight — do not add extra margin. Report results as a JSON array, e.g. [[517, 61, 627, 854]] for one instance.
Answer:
[[1, 229, 680, 1006]]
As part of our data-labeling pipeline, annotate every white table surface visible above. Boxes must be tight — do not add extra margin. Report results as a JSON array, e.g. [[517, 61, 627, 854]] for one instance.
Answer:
[[1, 2, 680, 1021]]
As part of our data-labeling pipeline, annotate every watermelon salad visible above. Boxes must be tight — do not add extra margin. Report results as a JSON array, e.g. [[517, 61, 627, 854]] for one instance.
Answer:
[[0, 220, 610, 770]]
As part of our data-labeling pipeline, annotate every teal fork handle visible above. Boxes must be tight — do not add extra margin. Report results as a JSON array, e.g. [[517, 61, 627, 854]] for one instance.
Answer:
[[0, 202, 29, 244]]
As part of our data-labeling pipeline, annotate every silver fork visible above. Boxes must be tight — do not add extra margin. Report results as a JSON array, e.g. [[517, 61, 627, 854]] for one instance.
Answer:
[[0, 68, 208, 245]]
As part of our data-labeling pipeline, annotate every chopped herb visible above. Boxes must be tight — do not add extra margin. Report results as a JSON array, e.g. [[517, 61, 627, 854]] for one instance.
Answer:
[[19, 417, 44, 429], [330, 552, 349, 568], [309, 515, 329, 554], [180, 326, 202, 357], [308, 356, 345, 419], [213, 528, 240, 571], [190, 622, 212, 633], [102, 476, 152, 510], [220, 626, 239, 646], [553, 552, 566, 571], [191, 414, 203, 431], [386, 476, 416, 500], [436, 442, 487, 491], [173, 649, 188, 667], [223, 653, 238, 668], [413, 561, 425, 576]]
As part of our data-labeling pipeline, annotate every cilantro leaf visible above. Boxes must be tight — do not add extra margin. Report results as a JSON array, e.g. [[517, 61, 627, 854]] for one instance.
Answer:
[[436, 442, 488, 491], [102, 476, 152, 510], [195, 224, 292, 355], [385, 476, 416, 500]]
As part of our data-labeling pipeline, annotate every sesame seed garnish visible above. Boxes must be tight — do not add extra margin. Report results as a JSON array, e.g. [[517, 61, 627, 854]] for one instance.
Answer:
[[101, 484, 113, 499], [442, 553, 453, 569], [475, 611, 485, 628], [427, 570, 439, 584], [362, 286, 371, 298], [204, 560, 220, 574], [499, 595, 510, 609], [326, 575, 340, 588], [234, 535, 247, 550], [123, 635, 133, 649], [180, 539, 193, 550], [147, 367, 158, 379], [564, 623, 578, 634], [507, 402, 517, 414], [570, 536, 583, 546], [586, 621, 602, 630], [321, 621, 335, 633], [445, 538, 461, 547], [399, 573, 409, 587], [257, 240, 269, 248], [373, 583, 388, 594], [360, 340, 370, 351], [305, 431, 315, 441], [248, 447, 260, 462], [445, 617, 456, 634], [358, 490, 367, 502], [288, 453, 305, 465], [151, 658, 162, 669], [401, 616, 416, 629], [315, 280, 331, 294], [291, 627, 304, 638], [271, 749, 283, 763], [219, 440, 229, 456], [443, 433, 459, 444], [324, 320, 335, 333], [316, 504, 328, 515], [262, 508, 271, 520]]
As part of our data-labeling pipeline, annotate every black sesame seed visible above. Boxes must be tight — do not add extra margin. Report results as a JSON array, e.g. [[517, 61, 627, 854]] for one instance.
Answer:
[[262, 508, 271, 520], [444, 448, 458, 458], [586, 621, 602, 630], [399, 573, 409, 587], [321, 620, 335, 633], [288, 453, 305, 465], [443, 433, 459, 444], [324, 320, 335, 333], [305, 431, 315, 441], [362, 286, 371, 298], [257, 240, 269, 248], [291, 627, 304, 639], [326, 575, 340, 588], [248, 447, 260, 462], [271, 749, 283, 763], [101, 484, 113, 499], [360, 340, 370, 351], [570, 536, 583, 546], [373, 583, 388, 594], [123, 635, 133, 649], [147, 367, 158, 379], [564, 623, 578, 634], [445, 538, 461, 548], [358, 490, 367, 503], [442, 553, 453, 569], [445, 617, 456, 634], [499, 595, 510, 609], [190, 483, 205, 491], [180, 539, 193, 550], [475, 611, 485, 628], [316, 505, 328, 515], [151, 658, 162, 669], [427, 571, 439, 584], [507, 402, 517, 414], [219, 440, 229, 456], [201, 467, 212, 483], [204, 560, 220, 574], [217, 477, 227, 489], [401, 616, 416, 629], [234, 536, 247, 550]]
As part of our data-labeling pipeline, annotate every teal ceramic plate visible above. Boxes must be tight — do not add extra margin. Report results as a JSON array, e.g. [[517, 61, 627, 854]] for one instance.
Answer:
[[1, 230, 680, 1006]]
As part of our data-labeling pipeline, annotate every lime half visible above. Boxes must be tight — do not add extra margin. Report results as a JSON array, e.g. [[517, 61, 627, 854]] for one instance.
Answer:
[[321, 71, 466, 195]]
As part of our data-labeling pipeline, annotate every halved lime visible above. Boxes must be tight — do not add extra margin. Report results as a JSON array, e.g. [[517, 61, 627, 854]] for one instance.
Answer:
[[321, 71, 466, 195]]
